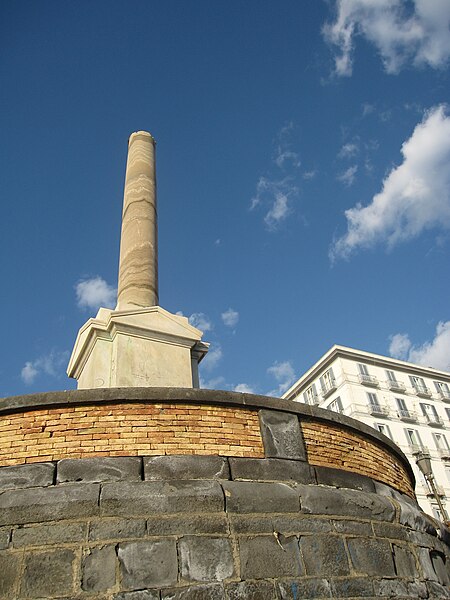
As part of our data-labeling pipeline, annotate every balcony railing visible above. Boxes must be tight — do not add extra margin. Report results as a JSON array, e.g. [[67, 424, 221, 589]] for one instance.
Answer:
[[358, 373, 379, 387], [438, 448, 450, 460], [413, 386, 432, 398], [424, 414, 444, 427], [398, 409, 417, 422], [321, 382, 337, 399], [409, 445, 429, 456], [438, 390, 450, 402], [368, 403, 389, 417], [386, 379, 406, 393]]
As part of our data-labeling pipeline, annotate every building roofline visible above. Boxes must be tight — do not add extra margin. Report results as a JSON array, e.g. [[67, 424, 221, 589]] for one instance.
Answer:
[[283, 344, 450, 400]]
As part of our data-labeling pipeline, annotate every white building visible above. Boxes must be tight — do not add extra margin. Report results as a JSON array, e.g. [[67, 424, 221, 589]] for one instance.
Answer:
[[282, 345, 450, 519]]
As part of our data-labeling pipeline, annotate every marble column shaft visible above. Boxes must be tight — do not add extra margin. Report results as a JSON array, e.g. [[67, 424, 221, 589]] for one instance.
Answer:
[[116, 131, 158, 309]]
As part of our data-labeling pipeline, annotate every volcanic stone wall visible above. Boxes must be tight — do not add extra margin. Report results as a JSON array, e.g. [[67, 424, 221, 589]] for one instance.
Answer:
[[0, 388, 448, 599]]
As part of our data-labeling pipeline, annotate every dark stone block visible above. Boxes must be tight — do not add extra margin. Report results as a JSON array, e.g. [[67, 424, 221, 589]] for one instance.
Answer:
[[259, 410, 306, 460], [431, 550, 450, 586], [82, 545, 116, 591], [225, 580, 276, 600], [0, 527, 11, 550], [221, 481, 299, 513], [0, 483, 100, 526], [330, 577, 375, 598], [298, 484, 395, 521], [347, 538, 396, 576], [332, 519, 373, 536], [229, 514, 332, 535], [113, 591, 160, 600], [118, 540, 178, 590], [393, 544, 419, 578], [372, 522, 410, 541], [397, 497, 437, 534], [426, 580, 450, 599], [13, 521, 87, 547], [374, 579, 428, 599], [57, 457, 141, 483], [0, 551, 20, 599], [239, 535, 303, 579], [314, 465, 375, 493], [179, 536, 234, 582], [299, 534, 349, 576], [0, 463, 54, 492], [101, 480, 224, 516], [277, 578, 332, 599], [20, 548, 76, 597], [229, 457, 314, 484], [147, 515, 228, 536], [89, 518, 146, 542], [418, 546, 440, 581], [161, 584, 225, 600], [144, 455, 229, 480]]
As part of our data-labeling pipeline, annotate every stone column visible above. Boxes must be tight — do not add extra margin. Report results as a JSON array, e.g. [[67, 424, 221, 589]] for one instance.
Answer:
[[116, 131, 158, 310]]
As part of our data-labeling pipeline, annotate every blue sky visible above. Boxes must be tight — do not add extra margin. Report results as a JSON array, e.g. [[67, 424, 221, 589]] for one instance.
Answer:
[[1, 0, 450, 398]]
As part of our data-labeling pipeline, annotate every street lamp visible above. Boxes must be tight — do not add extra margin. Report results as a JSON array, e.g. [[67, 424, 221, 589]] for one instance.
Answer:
[[415, 451, 449, 522]]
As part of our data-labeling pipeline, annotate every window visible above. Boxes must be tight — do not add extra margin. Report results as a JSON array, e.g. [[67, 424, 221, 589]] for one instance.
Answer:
[[435, 381, 450, 400], [386, 369, 397, 382], [396, 397, 412, 419], [374, 423, 392, 439], [420, 403, 442, 425], [405, 428, 423, 453], [409, 375, 430, 396], [303, 384, 318, 405], [358, 363, 369, 376], [328, 397, 343, 414], [320, 368, 336, 396], [368, 393, 380, 409], [433, 433, 449, 451]]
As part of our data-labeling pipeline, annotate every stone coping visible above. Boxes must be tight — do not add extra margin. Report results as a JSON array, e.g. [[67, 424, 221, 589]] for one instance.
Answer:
[[0, 387, 414, 481]]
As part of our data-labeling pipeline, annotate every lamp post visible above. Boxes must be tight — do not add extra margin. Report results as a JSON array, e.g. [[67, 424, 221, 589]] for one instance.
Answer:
[[415, 451, 449, 522]]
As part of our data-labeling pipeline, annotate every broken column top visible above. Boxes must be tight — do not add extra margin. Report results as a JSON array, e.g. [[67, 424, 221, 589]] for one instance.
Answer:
[[116, 130, 158, 310]]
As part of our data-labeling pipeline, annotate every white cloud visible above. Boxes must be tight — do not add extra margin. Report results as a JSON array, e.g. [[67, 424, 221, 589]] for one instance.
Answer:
[[188, 312, 213, 332], [337, 165, 358, 187], [221, 308, 239, 328], [323, 0, 450, 77], [234, 383, 256, 394], [338, 142, 359, 159], [201, 343, 223, 372], [200, 375, 225, 389], [264, 192, 291, 229], [302, 169, 318, 180], [331, 105, 450, 260], [389, 322, 450, 371], [76, 276, 116, 310], [21, 350, 69, 385], [362, 102, 376, 116], [267, 360, 296, 396], [389, 333, 412, 360], [251, 123, 300, 230]]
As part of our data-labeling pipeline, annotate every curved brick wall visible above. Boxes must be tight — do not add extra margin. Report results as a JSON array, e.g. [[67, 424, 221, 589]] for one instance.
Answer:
[[0, 389, 449, 598], [0, 388, 414, 496]]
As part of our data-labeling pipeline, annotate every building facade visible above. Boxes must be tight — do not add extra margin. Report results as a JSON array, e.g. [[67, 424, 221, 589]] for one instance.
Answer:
[[283, 345, 450, 519]]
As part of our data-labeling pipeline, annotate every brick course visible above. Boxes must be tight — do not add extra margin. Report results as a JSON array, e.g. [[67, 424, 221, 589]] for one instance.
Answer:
[[301, 419, 414, 497], [0, 403, 264, 466]]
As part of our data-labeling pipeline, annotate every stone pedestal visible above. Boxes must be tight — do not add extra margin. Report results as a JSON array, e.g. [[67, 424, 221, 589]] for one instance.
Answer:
[[67, 307, 208, 389]]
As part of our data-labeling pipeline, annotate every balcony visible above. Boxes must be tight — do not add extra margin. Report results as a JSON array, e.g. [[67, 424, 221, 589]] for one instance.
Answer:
[[321, 382, 337, 399], [409, 445, 429, 456], [386, 379, 406, 393], [426, 486, 445, 498], [358, 373, 379, 387], [368, 403, 389, 417], [414, 386, 432, 398], [438, 448, 450, 460], [438, 390, 450, 402], [424, 414, 444, 427], [398, 409, 417, 423]]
